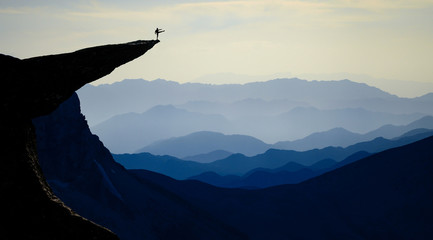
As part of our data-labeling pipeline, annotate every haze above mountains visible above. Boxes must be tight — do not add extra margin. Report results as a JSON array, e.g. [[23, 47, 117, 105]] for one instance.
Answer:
[[78, 78, 433, 153]]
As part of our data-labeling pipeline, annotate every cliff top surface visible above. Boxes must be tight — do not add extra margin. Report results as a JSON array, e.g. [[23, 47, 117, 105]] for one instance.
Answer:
[[1, 39, 159, 119]]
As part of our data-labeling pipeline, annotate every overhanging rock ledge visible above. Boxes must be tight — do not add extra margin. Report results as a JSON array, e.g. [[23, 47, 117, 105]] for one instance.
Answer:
[[0, 39, 158, 239]]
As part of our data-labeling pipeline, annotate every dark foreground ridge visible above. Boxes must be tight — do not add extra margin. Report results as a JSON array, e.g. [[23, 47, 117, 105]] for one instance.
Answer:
[[0, 40, 158, 239]]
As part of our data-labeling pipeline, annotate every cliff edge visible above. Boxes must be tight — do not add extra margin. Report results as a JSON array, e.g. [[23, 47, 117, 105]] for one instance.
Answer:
[[0, 40, 158, 239]]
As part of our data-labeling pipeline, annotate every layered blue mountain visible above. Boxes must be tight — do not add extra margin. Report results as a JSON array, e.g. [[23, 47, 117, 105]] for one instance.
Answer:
[[183, 150, 233, 163], [189, 152, 371, 188], [114, 152, 206, 179], [114, 128, 433, 180], [131, 135, 433, 239], [79, 78, 432, 153], [274, 115, 433, 151], [34, 91, 433, 239], [92, 105, 230, 153], [136, 131, 270, 158], [190, 128, 433, 188], [125, 116, 433, 162], [272, 106, 422, 139], [273, 127, 363, 151], [365, 115, 433, 139], [78, 78, 433, 125], [33, 93, 244, 240], [94, 105, 424, 153]]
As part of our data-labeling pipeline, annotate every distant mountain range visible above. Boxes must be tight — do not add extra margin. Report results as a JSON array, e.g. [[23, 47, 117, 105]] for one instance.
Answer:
[[113, 128, 433, 180], [136, 131, 270, 158], [274, 115, 433, 151], [188, 152, 372, 189], [35, 91, 433, 239], [183, 150, 233, 163], [77, 78, 395, 124], [78, 78, 433, 153], [91, 105, 230, 153], [132, 116, 433, 160], [78, 78, 433, 125], [93, 104, 427, 154]]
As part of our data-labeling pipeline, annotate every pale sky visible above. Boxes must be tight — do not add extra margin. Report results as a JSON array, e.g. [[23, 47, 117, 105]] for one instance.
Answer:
[[1, 0, 433, 97]]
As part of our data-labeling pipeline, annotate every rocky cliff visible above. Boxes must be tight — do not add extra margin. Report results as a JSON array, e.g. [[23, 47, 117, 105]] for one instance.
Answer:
[[33, 93, 245, 240], [0, 40, 158, 239]]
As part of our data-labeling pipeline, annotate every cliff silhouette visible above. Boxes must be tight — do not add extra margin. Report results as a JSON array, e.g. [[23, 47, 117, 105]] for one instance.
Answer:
[[0, 40, 158, 239]]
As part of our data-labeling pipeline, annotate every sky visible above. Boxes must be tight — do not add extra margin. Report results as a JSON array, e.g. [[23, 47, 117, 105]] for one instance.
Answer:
[[1, 0, 433, 97]]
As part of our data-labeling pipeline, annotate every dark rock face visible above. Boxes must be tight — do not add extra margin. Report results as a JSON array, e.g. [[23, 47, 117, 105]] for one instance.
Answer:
[[33, 93, 133, 238], [0, 40, 158, 239], [33, 93, 246, 240]]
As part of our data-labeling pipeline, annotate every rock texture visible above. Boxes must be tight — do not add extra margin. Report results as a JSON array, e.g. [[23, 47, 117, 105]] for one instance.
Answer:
[[0, 40, 158, 239]]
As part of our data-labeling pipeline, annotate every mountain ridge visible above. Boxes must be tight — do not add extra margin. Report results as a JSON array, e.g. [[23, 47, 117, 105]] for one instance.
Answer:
[[95, 104, 425, 153], [82, 77, 433, 154], [274, 115, 433, 151], [130, 134, 433, 239], [92, 105, 230, 153], [114, 128, 433, 180], [183, 150, 234, 163], [136, 131, 270, 158], [79, 77, 433, 126], [122, 116, 433, 164], [188, 151, 370, 188]]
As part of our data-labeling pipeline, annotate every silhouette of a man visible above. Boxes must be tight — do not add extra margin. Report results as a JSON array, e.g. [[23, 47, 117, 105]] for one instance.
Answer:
[[155, 28, 165, 40]]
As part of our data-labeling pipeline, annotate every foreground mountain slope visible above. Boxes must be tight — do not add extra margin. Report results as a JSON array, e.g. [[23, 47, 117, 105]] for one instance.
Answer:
[[34, 93, 245, 240], [133, 135, 433, 239]]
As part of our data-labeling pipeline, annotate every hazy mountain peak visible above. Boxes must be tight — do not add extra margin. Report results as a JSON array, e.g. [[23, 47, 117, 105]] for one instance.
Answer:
[[136, 131, 270, 158], [408, 115, 433, 127], [146, 104, 179, 113], [416, 92, 433, 100]]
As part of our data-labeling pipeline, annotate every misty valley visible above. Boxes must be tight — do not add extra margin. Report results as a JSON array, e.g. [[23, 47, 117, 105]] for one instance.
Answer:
[[30, 78, 433, 239]]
